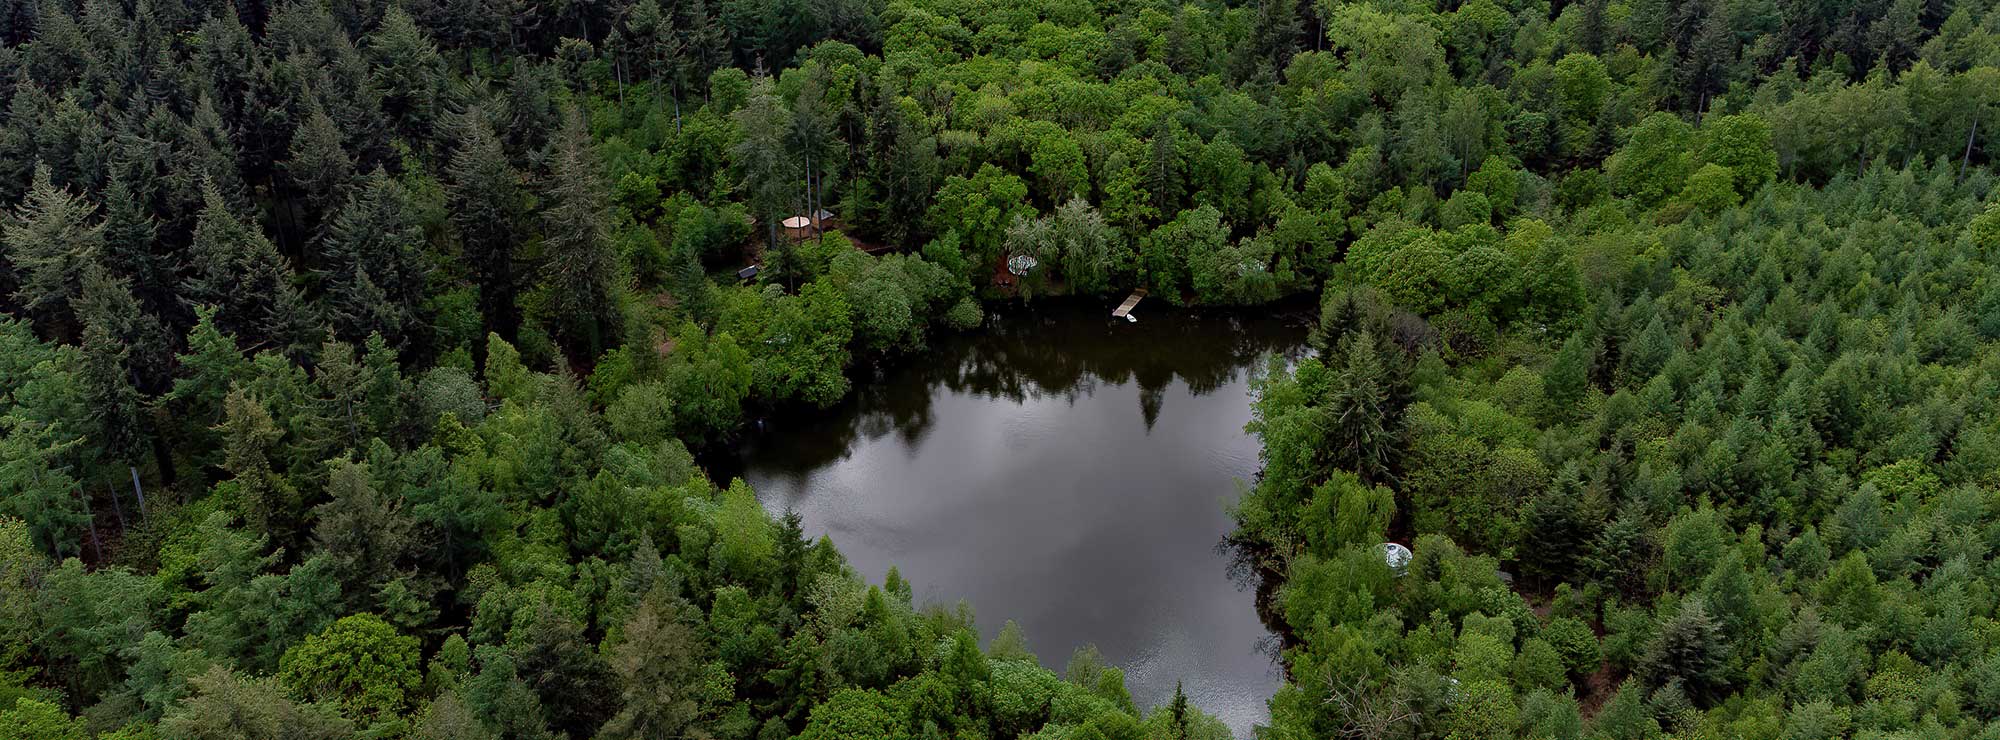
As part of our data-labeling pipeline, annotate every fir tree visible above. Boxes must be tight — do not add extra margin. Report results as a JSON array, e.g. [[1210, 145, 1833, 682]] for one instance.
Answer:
[[734, 75, 797, 271], [1640, 598, 1731, 704], [444, 110, 527, 342], [283, 101, 355, 236], [74, 266, 152, 470], [4, 164, 105, 339], [99, 171, 176, 319], [183, 182, 318, 359], [537, 108, 623, 361], [317, 169, 429, 349], [1324, 330, 1399, 484]]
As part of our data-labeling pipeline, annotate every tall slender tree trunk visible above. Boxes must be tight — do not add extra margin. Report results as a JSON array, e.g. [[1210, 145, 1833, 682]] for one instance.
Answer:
[[130, 464, 149, 516], [107, 483, 126, 534], [1962, 115, 1980, 179], [82, 492, 100, 561]]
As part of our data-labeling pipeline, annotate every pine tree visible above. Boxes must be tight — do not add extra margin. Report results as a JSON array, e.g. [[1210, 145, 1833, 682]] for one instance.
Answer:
[[1578, 0, 1609, 54], [164, 307, 248, 462], [1543, 331, 1596, 420], [4, 164, 105, 339], [625, 0, 684, 94], [1640, 598, 1730, 704], [366, 7, 449, 151], [1168, 681, 1192, 740], [861, 82, 934, 246], [216, 388, 298, 543], [1519, 469, 1600, 586], [183, 182, 318, 359], [679, 0, 728, 85], [0, 82, 54, 208], [178, 96, 251, 216], [509, 600, 615, 737], [74, 267, 150, 472], [0, 410, 87, 559], [735, 75, 797, 258], [360, 335, 408, 442], [1673, 3, 1735, 111], [318, 169, 430, 349], [537, 108, 624, 361], [283, 101, 355, 237], [312, 458, 413, 605], [1237, 0, 1299, 83], [313, 337, 373, 454], [1588, 504, 1652, 595], [444, 111, 527, 341], [598, 589, 710, 740], [100, 171, 177, 320], [789, 65, 837, 240], [1146, 119, 1181, 219], [1869, 0, 1925, 72], [1323, 331, 1399, 484]]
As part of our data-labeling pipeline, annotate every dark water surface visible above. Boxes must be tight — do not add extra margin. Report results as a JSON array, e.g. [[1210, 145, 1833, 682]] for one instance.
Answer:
[[709, 301, 1310, 737]]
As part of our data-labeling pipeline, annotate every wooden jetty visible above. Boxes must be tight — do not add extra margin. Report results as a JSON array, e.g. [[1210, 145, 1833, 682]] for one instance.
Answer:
[[1111, 288, 1147, 319]]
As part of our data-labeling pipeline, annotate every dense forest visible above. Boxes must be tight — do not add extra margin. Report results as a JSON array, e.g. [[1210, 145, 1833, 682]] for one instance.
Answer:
[[0, 0, 1998, 735]]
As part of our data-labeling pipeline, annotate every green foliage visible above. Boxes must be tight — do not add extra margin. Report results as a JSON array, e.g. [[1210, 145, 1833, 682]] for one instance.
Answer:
[[1608, 113, 1696, 206], [1681, 163, 1740, 212], [0, 698, 88, 740], [798, 688, 900, 740], [1699, 114, 1779, 196], [661, 326, 752, 445], [161, 667, 353, 740], [276, 614, 421, 719], [3, 1, 1999, 739]]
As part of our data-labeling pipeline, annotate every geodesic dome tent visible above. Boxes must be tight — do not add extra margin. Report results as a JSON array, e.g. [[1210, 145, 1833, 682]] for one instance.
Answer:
[[1380, 542, 1413, 575], [1007, 254, 1038, 276]]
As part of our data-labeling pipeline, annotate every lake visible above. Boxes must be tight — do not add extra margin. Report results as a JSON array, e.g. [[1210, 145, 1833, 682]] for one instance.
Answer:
[[709, 300, 1311, 737]]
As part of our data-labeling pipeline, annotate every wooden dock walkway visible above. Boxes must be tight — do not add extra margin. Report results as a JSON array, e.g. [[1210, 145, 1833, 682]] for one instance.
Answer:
[[1111, 288, 1147, 318]]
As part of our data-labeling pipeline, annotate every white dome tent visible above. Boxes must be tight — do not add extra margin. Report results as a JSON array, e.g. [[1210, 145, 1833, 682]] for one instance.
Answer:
[[1006, 253, 1038, 276], [1380, 541, 1413, 575]]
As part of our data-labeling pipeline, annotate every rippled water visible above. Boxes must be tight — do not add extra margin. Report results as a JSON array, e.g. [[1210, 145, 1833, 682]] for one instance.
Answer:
[[710, 300, 1311, 738]]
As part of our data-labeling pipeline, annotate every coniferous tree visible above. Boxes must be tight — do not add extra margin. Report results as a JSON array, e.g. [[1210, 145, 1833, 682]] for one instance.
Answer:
[[735, 75, 797, 273], [444, 111, 527, 342], [598, 589, 713, 740], [215, 388, 298, 543], [317, 168, 430, 349], [1543, 331, 1596, 420], [99, 171, 176, 319], [366, 7, 450, 151], [163, 307, 247, 463], [4, 165, 104, 339], [1146, 120, 1181, 220], [283, 102, 356, 237], [1640, 598, 1730, 704], [312, 458, 413, 606], [161, 666, 354, 740], [0, 392, 87, 558], [509, 600, 614, 737], [74, 266, 155, 473], [1519, 473, 1599, 586], [680, 0, 728, 85], [1324, 330, 1399, 484], [183, 182, 318, 358], [537, 108, 624, 361], [1168, 680, 1192, 740]]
